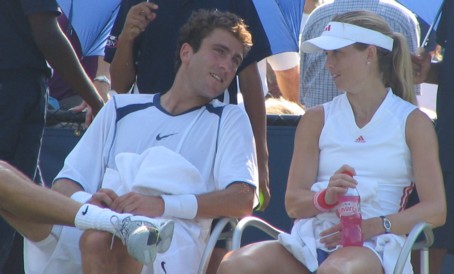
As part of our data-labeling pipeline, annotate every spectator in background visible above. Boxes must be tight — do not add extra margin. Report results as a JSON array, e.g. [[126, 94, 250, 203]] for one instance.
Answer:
[[0, 0, 103, 272], [412, 1, 454, 273], [299, 0, 420, 108], [258, 52, 300, 103], [105, 0, 272, 211], [299, 0, 320, 44], [48, 0, 121, 110]]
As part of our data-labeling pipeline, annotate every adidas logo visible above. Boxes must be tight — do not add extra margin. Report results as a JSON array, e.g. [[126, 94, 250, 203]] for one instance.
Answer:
[[354, 136, 365, 143]]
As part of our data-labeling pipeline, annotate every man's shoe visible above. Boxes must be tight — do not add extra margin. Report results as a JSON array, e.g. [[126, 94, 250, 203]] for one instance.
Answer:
[[112, 216, 174, 265]]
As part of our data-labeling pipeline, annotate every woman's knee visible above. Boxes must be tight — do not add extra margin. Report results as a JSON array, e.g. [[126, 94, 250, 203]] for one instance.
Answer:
[[217, 251, 261, 274], [218, 241, 298, 274], [317, 248, 383, 274]]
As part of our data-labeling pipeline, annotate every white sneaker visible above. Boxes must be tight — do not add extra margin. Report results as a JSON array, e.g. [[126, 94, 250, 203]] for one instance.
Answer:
[[112, 216, 174, 265]]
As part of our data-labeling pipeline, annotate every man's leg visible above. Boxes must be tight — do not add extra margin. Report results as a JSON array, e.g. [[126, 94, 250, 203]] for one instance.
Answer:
[[0, 161, 174, 265]]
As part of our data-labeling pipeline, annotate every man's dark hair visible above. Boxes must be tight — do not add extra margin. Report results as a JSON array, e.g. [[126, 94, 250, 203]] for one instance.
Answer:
[[175, 9, 253, 71]]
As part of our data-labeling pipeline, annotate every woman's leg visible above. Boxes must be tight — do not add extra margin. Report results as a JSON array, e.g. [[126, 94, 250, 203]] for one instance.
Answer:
[[318, 247, 383, 274], [217, 240, 310, 274]]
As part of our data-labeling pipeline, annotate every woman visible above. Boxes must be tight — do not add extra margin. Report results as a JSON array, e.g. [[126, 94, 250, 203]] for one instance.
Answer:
[[217, 11, 446, 274]]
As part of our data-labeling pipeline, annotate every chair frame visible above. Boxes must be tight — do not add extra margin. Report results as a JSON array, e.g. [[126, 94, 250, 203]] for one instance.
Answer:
[[197, 218, 238, 274], [228, 216, 434, 274]]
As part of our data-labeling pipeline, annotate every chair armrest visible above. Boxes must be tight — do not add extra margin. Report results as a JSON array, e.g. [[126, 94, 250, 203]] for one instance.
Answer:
[[231, 216, 285, 250], [393, 222, 434, 274], [198, 217, 238, 274]]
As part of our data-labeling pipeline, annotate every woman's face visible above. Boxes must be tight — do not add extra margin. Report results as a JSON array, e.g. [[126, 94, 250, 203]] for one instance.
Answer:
[[324, 45, 371, 92]]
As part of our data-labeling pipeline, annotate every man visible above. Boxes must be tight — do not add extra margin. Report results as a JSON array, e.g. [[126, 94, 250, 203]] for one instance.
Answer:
[[299, 0, 420, 108], [10, 9, 257, 274], [413, 1, 454, 272], [0, 0, 104, 271], [259, 52, 300, 102], [106, 0, 271, 210]]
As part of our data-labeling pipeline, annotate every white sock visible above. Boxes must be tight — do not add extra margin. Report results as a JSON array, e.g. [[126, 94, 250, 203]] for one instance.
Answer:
[[74, 204, 132, 235]]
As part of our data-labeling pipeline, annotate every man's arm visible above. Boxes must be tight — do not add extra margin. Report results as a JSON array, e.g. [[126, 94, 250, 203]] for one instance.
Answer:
[[28, 12, 104, 116], [110, 2, 158, 93], [110, 26, 137, 93], [274, 66, 300, 103], [238, 62, 270, 211], [195, 183, 255, 218], [109, 183, 256, 219], [267, 52, 300, 102], [93, 57, 112, 102]]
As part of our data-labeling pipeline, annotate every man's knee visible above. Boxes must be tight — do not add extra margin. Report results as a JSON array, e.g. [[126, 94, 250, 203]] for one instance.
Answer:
[[79, 230, 112, 253]]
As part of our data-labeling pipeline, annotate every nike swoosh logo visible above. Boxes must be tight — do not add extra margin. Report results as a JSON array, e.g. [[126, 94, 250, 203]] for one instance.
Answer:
[[82, 206, 89, 215], [161, 261, 167, 273], [156, 133, 176, 141]]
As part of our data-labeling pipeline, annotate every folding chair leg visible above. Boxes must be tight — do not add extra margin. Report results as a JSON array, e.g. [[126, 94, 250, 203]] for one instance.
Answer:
[[420, 248, 429, 274]]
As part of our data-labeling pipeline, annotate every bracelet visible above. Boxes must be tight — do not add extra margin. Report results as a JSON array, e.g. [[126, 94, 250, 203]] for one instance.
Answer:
[[312, 189, 338, 212], [161, 194, 198, 219], [93, 75, 111, 86]]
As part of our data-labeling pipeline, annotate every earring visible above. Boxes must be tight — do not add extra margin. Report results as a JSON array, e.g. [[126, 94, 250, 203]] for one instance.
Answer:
[[366, 60, 371, 65]]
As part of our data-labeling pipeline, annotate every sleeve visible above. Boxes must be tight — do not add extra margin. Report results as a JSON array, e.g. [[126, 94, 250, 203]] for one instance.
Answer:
[[54, 99, 118, 194], [213, 107, 259, 205], [20, 0, 60, 15], [267, 52, 299, 71], [436, 1, 451, 47], [236, 0, 272, 72], [85, 0, 121, 57]]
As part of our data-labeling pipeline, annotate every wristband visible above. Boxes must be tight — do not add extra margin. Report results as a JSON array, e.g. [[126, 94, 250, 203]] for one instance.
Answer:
[[312, 189, 338, 212], [70, 191, 92, 203], [93, 75, 111, 86], [161, 194, 198, 219]]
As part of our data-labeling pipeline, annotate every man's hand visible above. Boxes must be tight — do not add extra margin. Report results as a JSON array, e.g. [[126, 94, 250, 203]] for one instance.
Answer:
[[122, 2, 159, 41], [411, 50, 433, 84], [88, 188, 119, 208], [69, 101, 94, 127], [257, 164, 270, 211], [110, 192, 164, 217]]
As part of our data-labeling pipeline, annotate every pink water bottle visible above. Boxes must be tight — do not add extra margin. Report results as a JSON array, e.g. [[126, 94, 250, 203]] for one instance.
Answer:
[[338, 172, 363, 247]]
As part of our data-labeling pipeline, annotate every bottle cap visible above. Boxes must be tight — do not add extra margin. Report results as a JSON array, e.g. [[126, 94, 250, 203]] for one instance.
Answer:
[[342, 171, 354, 177]]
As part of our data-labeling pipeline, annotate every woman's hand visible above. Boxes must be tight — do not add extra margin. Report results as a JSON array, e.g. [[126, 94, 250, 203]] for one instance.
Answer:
[[324, 165, 357, 205], [319, 217, 383, 249], [319, 223, 342, 248]]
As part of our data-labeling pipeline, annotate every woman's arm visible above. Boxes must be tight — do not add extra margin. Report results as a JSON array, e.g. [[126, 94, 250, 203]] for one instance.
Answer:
[[363, 109, 446, 239], [285, 106, 324, 219]]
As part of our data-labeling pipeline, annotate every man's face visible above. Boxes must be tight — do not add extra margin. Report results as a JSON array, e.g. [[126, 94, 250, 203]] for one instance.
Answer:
[[185, 28, 244, 99]]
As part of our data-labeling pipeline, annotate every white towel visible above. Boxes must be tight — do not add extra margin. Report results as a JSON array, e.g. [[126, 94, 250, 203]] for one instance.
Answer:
[[279, 179, 412, 273], [101, 146, 204, 196]]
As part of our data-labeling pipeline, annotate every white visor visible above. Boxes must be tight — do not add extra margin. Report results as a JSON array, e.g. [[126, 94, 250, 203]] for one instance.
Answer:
[[301, 21, 393, 53]]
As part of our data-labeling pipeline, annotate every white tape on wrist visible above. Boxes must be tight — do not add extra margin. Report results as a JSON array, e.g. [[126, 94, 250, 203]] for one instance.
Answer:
[[70, 191, 92, 203], [161, 194, 198, 219]]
